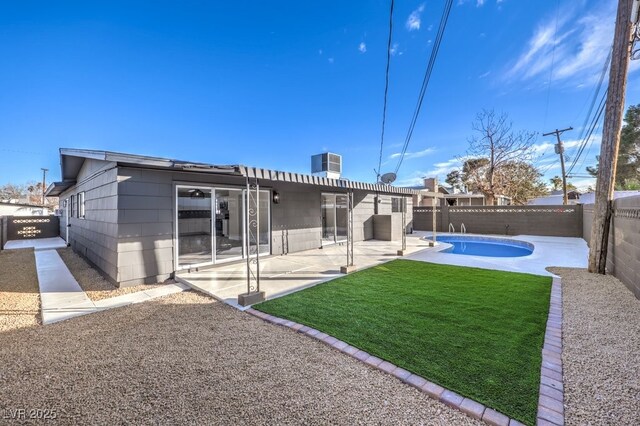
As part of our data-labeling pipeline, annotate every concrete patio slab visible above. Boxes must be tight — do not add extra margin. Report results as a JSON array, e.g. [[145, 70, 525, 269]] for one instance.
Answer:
[[4, 237, 67, 251], [177, 236, 437, 309]]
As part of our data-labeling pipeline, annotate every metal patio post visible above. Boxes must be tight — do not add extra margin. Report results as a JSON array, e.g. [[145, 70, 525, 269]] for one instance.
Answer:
[[397, 197, 407, 256], [238, 174, 265, 306], [341, 190, 356, 274]]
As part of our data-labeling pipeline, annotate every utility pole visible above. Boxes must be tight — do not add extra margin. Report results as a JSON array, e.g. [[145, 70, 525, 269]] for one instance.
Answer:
[[542, 127, 573, 205], [589, 0, 635, 274], [41, 168, 48, 206]]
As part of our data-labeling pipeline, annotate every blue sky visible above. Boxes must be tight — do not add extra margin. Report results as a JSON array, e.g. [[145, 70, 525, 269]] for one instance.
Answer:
[[1, 0, 638, 191]]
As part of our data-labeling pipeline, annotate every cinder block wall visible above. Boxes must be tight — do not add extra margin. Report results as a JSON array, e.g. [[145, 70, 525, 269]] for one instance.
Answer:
[[414, 205, 582, 236], [584, 196, 640, 299], [59, 159, 120, 283]]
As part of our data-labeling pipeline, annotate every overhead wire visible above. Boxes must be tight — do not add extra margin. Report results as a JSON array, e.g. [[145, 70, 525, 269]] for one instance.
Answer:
[[376, 0, 395, 182], [562, 45, 611, 177], [394, 0, 454, 175], [566, 88, 607, 176]]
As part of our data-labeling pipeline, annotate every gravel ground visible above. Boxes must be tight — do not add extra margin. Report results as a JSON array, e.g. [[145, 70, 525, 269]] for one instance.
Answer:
[[0, 291, 479, 425], [0, 248, 40, 331], [56, 248, 167, 301], [549, 267, 640, 426]]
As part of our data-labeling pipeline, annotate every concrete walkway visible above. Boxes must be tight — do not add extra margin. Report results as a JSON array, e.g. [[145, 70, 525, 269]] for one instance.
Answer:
[[35, 250, 96, 324], [4, 237, 67, 251], [34, 249, 188, 324]]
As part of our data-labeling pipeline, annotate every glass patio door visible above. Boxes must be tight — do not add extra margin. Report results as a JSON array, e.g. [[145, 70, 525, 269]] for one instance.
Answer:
[[177, 186, 271, 269], [322, 193, 348, 245], [177, 186, 213, 268]]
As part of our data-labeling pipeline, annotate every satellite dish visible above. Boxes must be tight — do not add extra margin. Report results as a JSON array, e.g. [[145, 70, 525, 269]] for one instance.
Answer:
[[380, 172, 397, 185]]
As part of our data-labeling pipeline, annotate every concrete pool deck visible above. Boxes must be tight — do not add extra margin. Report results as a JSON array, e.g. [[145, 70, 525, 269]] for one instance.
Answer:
[[177, 232, 588, 309], [409, 232, 588, 276]]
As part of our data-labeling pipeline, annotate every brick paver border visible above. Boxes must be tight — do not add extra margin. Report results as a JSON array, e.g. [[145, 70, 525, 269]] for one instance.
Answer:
[[246, 276, 564, 426]]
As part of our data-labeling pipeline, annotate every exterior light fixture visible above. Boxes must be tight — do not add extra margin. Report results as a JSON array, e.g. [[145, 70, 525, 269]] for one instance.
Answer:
[[190, 189, 205, 199], [272, 192, 280, 204]]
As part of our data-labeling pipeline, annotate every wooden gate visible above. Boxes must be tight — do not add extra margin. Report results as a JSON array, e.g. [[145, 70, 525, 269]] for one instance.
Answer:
[[6, 216, 60, 240]]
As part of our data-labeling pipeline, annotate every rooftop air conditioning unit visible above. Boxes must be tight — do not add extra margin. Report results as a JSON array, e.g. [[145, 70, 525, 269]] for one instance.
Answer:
[[311, 153, 342, 179]]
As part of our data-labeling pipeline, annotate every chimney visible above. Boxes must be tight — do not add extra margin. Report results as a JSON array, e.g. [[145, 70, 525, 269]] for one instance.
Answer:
[[423, 177, 438, 192]]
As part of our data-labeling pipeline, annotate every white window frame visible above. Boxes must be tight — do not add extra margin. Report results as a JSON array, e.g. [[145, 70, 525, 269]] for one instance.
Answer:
[[78, 192, 85, 219]]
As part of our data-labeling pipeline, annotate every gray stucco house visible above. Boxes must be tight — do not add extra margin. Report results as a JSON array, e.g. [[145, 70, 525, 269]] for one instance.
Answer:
[[46, 149, 415, 287]]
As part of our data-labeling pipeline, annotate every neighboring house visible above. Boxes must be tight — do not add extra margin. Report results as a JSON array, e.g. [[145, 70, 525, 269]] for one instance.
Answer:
[[577, 190, 640, 205], [46, 148, 416, 288], [527, 190, 581, 206], [412, 178, 510, 207], [528, 190, 640, 206], [0, 201, 50, 216]]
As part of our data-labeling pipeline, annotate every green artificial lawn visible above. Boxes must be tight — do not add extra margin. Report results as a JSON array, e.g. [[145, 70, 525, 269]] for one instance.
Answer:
[[255, 260, 551, 425]]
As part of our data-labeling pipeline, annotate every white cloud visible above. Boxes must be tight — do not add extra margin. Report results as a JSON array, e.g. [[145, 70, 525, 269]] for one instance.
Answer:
[[328, 57, 334, 64], [318, 49, 323, 55], [389, 147, 435, 160], [406, 4, 426, 31], [358, 42, 367, 53], [505, 2, 629, 86], [478, 71, 491, 78], [477, 0, 485, 6], [396, 157, 464, 187], [390, 43, 399, 56]]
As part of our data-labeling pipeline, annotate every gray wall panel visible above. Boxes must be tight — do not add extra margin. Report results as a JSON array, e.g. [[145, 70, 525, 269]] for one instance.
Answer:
[[58, 159, 119, 283]]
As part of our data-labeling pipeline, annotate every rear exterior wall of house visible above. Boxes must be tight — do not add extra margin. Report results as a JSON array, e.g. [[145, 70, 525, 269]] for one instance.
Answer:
[[62, 161, 414, 287]]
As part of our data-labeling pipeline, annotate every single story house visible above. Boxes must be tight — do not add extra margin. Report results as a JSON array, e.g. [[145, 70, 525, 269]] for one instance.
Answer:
[[527, 190, 581, 206], [0, 201, 51, 216], [46, 148, 415, 287], [577, 190, 640, 205], [411, 178, 511, 207]]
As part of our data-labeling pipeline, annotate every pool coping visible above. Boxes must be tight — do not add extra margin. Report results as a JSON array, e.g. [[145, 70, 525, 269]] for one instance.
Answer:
[[246, 276, 565, 426]]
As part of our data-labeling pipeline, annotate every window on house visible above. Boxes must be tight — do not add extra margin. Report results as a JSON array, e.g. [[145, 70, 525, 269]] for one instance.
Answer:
[[79, 192, 85, 219], [391, 197, 404, 213], [70, 195, 75, 217]]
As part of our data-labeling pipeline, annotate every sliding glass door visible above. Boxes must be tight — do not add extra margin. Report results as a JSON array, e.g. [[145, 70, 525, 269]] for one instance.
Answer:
[[177, 187, 213, 268], [321, 193, 348, 245], [176, 185, 271, 269]]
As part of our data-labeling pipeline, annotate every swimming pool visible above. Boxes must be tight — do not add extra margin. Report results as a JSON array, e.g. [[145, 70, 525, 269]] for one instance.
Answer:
[[432, 235, 534, 258]]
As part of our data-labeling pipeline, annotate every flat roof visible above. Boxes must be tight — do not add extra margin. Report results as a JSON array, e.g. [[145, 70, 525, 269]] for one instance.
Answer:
[[47, 148, 418, 196]]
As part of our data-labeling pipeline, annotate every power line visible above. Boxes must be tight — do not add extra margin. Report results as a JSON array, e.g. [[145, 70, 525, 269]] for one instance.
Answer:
[[376, 0, 395, 182], [574, 119, 603, 176], [575, 47, 612, 144], [566, 89, 607, 175], [560, 45, 611, 178], [394, 0, 454, 175]]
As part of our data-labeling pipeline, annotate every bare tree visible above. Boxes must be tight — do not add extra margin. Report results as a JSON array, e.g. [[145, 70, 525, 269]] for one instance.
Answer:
[[0, 183, 27, 201], [466, 110, 537, 204]]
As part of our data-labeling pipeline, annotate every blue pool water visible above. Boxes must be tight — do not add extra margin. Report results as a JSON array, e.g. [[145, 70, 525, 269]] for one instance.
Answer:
[[434, 236, 533, 258]]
